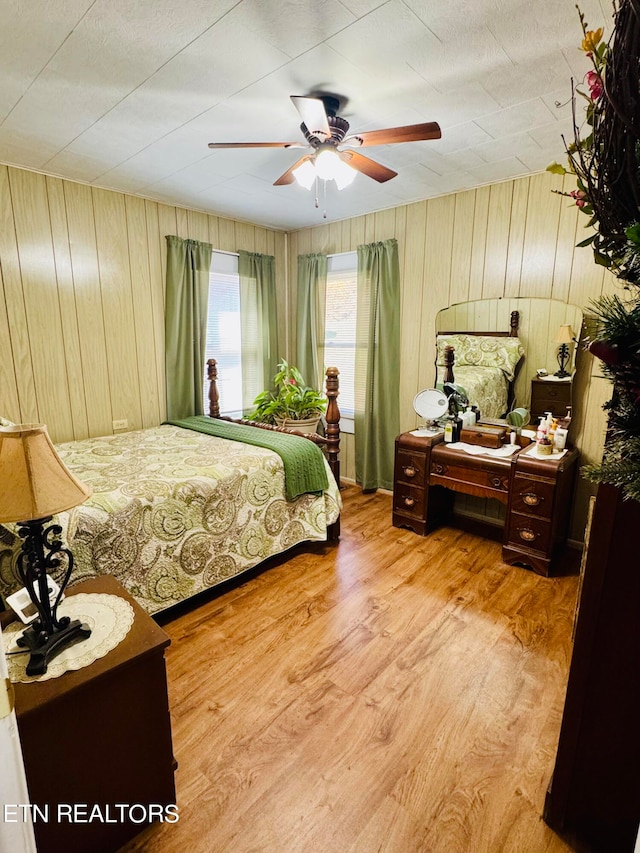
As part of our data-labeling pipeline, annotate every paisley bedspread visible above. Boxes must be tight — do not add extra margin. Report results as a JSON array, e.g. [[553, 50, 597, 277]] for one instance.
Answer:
[[447, 365, 509, 419], [0, 425, 341, 615]]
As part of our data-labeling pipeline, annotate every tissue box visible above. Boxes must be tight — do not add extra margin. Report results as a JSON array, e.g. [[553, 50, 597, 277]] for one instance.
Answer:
[[460, 425, 507, 448]]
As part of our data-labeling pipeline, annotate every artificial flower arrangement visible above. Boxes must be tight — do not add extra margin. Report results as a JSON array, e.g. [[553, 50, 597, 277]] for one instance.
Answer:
[[547, 1, 640, 501], [547, 4, 640, 281]]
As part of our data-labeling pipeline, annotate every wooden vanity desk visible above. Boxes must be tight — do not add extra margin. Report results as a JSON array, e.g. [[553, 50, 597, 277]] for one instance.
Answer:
[[392, 430, 579, 576]]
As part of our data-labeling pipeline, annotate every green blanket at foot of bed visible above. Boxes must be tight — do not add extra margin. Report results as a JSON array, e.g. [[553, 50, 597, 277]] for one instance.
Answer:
[[165, 416, 329, 501]]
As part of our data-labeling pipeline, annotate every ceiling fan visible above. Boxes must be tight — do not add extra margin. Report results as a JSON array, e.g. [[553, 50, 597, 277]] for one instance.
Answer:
[[207, 95, 441, 188]]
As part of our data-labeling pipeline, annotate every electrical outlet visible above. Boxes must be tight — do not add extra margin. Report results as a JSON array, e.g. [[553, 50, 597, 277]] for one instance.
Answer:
[[112, 419, 128, 431]]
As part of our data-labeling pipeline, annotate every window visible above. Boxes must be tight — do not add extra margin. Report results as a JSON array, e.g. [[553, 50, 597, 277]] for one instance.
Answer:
[[204, 251, 242, 416], [324, 252, 357, 424]]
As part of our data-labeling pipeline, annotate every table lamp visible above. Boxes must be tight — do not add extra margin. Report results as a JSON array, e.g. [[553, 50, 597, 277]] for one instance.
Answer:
[[0, 424, 92, 676], [555, 324, 575, 378]]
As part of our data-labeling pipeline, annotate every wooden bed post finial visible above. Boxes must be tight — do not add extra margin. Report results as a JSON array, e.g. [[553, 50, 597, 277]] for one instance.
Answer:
[[325, 366, 340, 486], [443, 346, 455, 385], [510, 310, 520, 336], [207, 359, 220, 418]]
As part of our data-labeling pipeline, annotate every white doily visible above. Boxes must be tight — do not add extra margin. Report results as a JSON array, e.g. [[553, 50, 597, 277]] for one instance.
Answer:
[[3, 593, 135, 684]]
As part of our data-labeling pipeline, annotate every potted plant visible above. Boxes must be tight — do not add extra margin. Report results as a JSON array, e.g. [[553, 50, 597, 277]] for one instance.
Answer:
[[250, 359, 326, 434]]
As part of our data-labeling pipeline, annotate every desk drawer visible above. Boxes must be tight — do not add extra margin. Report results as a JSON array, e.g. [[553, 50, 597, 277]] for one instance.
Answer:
[[393, 483, 426, 519], [507, 513, 552, 552], [430, 459, 510, 497], [395, 449, 427, 485], [511, 476, 555, 519]]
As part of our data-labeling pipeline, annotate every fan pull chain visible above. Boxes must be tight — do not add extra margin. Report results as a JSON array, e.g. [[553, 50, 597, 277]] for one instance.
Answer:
[[312, 176, 327, 218]]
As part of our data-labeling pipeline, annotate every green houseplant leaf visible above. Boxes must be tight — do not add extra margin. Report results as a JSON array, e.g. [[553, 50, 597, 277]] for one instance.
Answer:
[[250, 359, 326, 425]]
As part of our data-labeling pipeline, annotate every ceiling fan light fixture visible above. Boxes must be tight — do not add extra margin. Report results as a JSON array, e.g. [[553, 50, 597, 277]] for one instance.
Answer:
[[313, 146, 357, 189], [292, 158, 316, 190], [314, 147, 341, 181], [332, 158, 357, 190]]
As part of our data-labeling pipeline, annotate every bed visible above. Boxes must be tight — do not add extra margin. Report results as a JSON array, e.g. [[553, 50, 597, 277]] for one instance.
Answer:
[[435, 310, 525, 419], [0, 363, 342, 616]]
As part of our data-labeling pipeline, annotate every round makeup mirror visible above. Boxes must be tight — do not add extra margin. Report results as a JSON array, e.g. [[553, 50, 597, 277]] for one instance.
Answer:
[[412, 389, 448, 436]]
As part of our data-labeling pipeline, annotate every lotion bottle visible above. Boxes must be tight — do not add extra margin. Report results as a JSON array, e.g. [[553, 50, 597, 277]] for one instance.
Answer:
[[444, 417, 454, 443]]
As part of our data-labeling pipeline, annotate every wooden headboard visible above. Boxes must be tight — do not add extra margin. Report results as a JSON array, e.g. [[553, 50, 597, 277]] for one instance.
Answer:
[[439, 310, 520, 384], [206, 358, 341, 488]]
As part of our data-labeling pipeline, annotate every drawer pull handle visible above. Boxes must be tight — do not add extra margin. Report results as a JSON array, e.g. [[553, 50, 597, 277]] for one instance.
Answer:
[[517, 527, 538, 542], [403, 496, 415, 508], [522, 492, 543, 507], [433, 463, 446, 475], [403, 465, 417, 478], [490, 476, 505, 489]]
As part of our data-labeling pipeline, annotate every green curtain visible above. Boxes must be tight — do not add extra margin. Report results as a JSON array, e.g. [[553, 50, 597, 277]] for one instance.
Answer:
[[239, 250, 278, 410], [355, 238, 400, 491], [165, 235, 213, 420], [296, 253, 327, 389]]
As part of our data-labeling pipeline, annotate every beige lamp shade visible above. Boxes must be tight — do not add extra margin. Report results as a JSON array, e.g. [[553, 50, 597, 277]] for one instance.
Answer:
[[0, 424, 92, 523], [555, 324, 575, 344]]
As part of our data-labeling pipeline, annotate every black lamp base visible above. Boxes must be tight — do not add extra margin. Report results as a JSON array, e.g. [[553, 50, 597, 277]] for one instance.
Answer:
[[554, 342, 571, 378], [14, 516, 91, 676], [16, 617, 92, 676]]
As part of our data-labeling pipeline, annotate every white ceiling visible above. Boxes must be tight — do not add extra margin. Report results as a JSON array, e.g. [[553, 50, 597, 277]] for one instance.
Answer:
[[0, 0, 614, 230]]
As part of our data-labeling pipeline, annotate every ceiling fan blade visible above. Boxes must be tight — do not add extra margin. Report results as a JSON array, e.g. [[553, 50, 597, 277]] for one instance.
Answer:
[[290, 96, 331, 140], [273, 155, 314, 186], [208, 141, 305, 149], [339, 151, 397, 183], [342, 121, 442, 148]]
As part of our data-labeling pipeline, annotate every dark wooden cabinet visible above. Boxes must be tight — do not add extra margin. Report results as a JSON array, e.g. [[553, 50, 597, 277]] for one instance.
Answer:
[[13, 576, 176, 853], [530, 376, 572, 422], [392, 431, 578, 576], [544, 484, 640, 851], [392, 432, 452, 535], [502, 444, 579, 576]]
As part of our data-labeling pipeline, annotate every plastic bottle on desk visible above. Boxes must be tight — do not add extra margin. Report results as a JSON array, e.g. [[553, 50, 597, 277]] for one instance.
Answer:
[[557, 406, 572, 431], [453, 412, 463, 441], [444, 417, 454, 443], [462, 406, 475, 428], [554, 427, 568, 451], [536, 416, 548, 442]]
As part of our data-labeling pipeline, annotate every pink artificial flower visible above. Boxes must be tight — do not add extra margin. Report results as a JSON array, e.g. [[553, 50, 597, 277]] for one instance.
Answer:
[[586, 70, 603, 100], [287, 378, 297, 385], [569, 189, 588, 208]]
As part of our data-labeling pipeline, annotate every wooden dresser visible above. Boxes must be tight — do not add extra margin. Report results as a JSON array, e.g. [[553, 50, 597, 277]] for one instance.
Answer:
[[392, 431, 579, 576], [11, 576, 176, 853]]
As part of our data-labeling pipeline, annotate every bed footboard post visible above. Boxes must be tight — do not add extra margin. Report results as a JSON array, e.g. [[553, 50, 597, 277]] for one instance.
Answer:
[[207, 359, 220, 418], [325, 366, 341, 542], [325, 364, 341, 482]]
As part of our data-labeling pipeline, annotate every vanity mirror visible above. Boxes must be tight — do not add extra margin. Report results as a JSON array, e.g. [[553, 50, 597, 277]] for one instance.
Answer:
[[435, 298, 584, 423]]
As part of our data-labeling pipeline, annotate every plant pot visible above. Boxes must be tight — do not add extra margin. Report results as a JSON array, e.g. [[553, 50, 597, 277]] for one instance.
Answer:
[[274, 416, 321, 434]]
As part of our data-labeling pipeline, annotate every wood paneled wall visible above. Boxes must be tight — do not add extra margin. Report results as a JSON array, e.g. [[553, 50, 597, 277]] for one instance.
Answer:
[[0, 165, 286, 444], [287, 172, 618, 540], [0, 162, 617, 540]]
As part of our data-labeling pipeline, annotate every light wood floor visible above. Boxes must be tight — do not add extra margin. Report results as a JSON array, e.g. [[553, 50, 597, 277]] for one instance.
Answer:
[[121, 485, 580, 853]]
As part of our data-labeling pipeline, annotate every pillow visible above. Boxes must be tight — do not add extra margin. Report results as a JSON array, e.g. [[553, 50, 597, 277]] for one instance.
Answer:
[[436, 335, 524, 381], [0, 416, 15, 427]]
